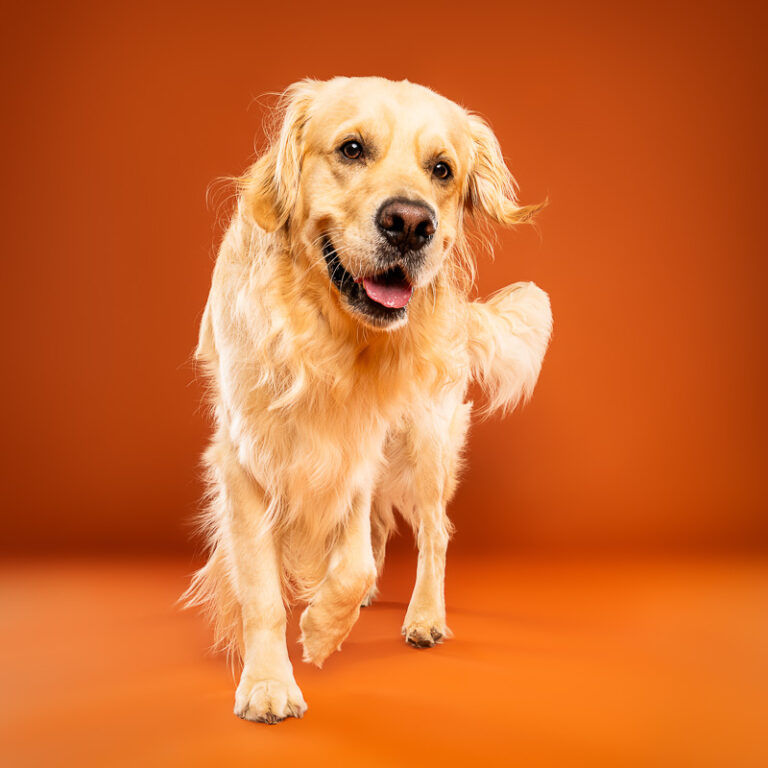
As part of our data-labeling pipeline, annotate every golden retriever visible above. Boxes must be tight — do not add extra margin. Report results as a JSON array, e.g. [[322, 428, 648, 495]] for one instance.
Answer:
[[186, 76, 552, 724]]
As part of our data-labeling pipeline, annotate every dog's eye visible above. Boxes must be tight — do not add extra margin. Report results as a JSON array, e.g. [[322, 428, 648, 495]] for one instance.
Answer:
[[433, 161, 452, 180], [340, 140, 364, 160]]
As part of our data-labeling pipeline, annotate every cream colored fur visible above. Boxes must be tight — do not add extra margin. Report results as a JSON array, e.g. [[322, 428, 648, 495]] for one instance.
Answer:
[[185, 77, 552, 724]]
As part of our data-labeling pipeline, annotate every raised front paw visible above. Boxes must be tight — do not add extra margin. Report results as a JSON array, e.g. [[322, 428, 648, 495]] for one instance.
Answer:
[[508, 281, 553, 341], [234, 674, 307, 724]]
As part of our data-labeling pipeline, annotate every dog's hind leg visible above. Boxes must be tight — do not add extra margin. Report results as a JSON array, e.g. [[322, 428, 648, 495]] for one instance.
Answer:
[[361, 499, 395, 607], [300, 490, 377, 667]]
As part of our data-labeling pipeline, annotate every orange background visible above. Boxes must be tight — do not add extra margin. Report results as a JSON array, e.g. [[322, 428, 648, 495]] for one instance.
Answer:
[[2, 0, 767, 555], [2, 2, 768, 766]]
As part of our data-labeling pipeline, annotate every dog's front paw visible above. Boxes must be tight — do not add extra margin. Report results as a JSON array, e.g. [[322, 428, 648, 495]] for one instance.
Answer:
[[508, 281, 552, 341], [234, 674, 307, 724], [402, 618, 452, 648]]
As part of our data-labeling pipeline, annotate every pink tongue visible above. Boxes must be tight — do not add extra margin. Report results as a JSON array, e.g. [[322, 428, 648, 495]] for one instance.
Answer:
[[362, 276, 414, 308]]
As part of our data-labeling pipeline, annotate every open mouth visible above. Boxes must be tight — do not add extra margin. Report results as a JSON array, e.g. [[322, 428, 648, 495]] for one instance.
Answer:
[[322, 237, 413, 325], [359, 267, 413, 309]]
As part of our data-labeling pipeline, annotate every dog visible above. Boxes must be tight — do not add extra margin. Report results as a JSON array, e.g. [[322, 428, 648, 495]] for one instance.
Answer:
[[186, 76, 552, 724]]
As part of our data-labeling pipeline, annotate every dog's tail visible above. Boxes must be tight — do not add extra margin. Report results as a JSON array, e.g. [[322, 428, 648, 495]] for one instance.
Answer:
[[467, 281, 553, 417]]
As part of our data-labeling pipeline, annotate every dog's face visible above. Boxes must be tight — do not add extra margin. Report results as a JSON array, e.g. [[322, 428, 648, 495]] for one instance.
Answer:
[[244, 77, 538, 331], [297, 79, 470, 330]]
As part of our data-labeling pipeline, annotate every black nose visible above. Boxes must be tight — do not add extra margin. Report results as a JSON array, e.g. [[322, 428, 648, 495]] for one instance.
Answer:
[[376, 198, 436, 252]]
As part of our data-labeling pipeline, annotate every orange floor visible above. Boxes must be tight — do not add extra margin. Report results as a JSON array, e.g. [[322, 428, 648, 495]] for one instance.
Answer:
[[2, 552, 767, 767]]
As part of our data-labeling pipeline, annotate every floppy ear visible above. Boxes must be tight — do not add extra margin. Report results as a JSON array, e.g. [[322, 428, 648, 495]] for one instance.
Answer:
[[241, 80, 318, 232], [466, 114, 545, 226]]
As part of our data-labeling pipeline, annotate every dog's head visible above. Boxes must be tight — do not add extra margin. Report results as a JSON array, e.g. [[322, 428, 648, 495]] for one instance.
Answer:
[[242, 77, 540, 331]]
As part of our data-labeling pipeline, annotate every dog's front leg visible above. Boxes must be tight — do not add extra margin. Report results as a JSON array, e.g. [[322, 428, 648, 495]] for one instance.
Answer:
[[403, 502, 451, 648], [300, 490, 377, 667], [221, 456, 307, 723]]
